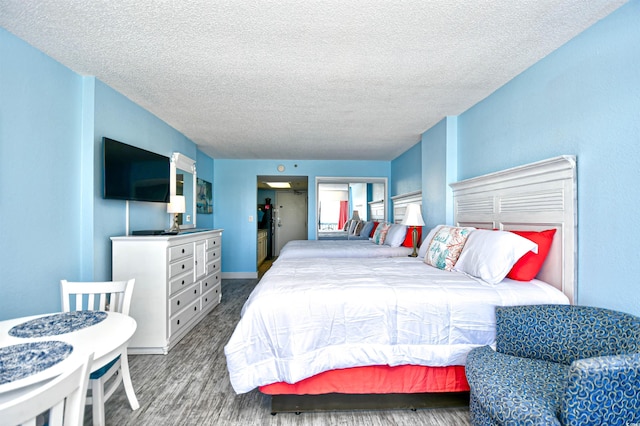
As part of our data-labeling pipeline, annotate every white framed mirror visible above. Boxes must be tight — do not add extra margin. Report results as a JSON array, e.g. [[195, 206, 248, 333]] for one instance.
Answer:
[[315, 176, 387, 239], [171, 153, 196, 229]]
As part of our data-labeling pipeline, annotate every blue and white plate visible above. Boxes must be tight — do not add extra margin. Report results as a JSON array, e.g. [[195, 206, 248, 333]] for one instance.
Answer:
[[0, 341, 73, 385], [9, 311, 108, 338]]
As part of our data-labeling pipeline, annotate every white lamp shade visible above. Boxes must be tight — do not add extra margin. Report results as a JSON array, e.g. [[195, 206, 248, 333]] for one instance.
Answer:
[[402, 204, 425, 227], [167, 195, 186, 214]]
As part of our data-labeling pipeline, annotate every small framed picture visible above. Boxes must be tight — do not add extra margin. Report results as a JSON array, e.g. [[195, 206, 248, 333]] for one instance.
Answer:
[[197, 178, 213, 214]]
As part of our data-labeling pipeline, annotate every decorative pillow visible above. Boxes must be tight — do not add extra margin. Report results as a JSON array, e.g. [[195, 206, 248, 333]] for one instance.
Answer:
[[348, 220, 359, 235], [424, 226, 475, 270], [418, 225, 443, 258], [343, 219, 352, 231], [507, 229, 557, 281], [372, 223, 392, 245], [360, 221, 375, 238], [402, 226, 423, 248], [453, 229, 538, 285], [384, 224, 408, 247], [369, 221, 380, 237], [351, 220, 365, 236]]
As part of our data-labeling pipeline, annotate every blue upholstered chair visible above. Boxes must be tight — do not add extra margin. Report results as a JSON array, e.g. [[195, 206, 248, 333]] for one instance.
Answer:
[[465, 304, 640, 426]]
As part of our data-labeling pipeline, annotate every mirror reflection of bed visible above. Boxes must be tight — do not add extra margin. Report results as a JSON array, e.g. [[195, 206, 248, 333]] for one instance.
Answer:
[[233, 156, 576, 414], [317, 177, 387, 240]]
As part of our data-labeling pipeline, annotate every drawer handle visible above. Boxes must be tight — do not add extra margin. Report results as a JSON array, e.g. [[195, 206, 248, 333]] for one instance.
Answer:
[[193, 306, 197, 311], [204, 282, 208, 287], [182, 280, 185, 286], [182, 264, 185, 269], [177, 300, 180, 305], [194, 289, 197, 294], [215, 289, 218, 294], [182, 248, 185, 253], [205, 297, 208, 302], [177, 319, 180, 325]]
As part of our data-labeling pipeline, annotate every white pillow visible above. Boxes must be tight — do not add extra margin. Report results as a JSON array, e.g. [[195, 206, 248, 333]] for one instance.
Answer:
[[418, 225, 443, 258], [384, 224, 408, 247], [453, 229, 538, 285]]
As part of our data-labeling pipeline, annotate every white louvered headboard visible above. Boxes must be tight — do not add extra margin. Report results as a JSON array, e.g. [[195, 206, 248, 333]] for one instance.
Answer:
[[391, 190, 422, 224], [450, 156, 577, 304]]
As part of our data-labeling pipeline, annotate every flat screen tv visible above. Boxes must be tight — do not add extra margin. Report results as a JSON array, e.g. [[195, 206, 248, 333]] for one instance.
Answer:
[[103, 137, 170, 203]]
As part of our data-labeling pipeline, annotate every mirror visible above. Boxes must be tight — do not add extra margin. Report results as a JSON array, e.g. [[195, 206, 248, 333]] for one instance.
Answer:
[[171, 153, 196, 229], [316, 177, 387, 239]]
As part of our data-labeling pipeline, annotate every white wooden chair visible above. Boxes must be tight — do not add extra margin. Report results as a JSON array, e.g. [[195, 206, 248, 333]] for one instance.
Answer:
[[0, 351, 93, 426], [60, 279, 138, 426]]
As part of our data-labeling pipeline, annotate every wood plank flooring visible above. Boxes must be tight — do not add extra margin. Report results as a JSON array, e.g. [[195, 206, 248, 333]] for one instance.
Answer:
[[98, 279, 472, 426]]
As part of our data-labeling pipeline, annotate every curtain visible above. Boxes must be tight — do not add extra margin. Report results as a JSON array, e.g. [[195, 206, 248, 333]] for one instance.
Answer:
[[338, 200, 348, 230]]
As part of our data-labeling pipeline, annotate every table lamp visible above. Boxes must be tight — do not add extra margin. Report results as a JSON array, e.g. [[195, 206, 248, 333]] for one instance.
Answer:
[[402, 203, 425, 257], [167, 195, 186, 233]]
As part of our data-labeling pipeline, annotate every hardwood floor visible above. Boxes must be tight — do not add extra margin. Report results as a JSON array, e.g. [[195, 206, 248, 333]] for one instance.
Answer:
[[98, 279, 472, 426]]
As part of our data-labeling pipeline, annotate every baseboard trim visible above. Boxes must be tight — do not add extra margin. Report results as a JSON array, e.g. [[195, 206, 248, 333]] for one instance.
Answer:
[[222, 272, 258, 279]]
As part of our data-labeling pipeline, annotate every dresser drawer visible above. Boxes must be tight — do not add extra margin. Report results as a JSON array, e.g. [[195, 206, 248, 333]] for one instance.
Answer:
[[200, 271, 220, 294], [205, 259, 221, 277], [169, 257, 194, 278], [169, 272, 195, 296], [169, 243, 194, 261], [202, 284, 221, 311], [169, 300, 200, 337], [169, 285, 201, 316], [206, 236, 221, 251], [206, 245, 221, 263]]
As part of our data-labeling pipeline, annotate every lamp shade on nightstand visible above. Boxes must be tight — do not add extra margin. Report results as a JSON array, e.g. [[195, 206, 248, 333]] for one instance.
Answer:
[[402, 204, 425, 257]]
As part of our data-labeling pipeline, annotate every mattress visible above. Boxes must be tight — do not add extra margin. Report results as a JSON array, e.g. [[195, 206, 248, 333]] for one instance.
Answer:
[[224, 256, 569, 394], [317, 231, 369, 240], [278, 239, 413, 260]]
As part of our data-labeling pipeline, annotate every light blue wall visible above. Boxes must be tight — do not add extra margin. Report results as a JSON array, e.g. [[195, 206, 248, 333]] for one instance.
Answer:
[[0, 28, 211, 320], [457, 1, 640, 316], [390, 141, 421, 197], [0, 28, 83, 319], [214, 159, 390, 275], [420, 116, 458, 229], [196, 151, 215, 229]]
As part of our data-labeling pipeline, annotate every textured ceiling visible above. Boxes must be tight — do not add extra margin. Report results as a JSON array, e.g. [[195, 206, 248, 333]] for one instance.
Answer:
[[0, 1, 627, 160]]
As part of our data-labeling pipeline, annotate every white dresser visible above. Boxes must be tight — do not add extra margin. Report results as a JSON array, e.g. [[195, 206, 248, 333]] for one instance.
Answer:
[[111, 229, 222, 354]]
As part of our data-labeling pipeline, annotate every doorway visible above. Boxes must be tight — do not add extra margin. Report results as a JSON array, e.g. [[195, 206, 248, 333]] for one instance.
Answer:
[[274, 191, 308, 256], [257, 175, 308, 260]]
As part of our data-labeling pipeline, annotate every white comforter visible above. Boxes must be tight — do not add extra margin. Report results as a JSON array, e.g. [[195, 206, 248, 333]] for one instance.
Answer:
[[277, 239, 413, 260], [224, 257, 569, 394]]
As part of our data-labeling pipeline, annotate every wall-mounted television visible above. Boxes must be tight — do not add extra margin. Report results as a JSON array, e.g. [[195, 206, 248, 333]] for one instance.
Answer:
[[103, 137, 170, 203]]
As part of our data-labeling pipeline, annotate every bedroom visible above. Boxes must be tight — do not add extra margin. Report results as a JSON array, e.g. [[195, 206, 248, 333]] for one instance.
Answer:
[[1, 0, 639, 424]]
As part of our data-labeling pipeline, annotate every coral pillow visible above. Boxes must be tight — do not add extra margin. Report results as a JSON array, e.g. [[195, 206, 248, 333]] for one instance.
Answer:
[[507, 229, 557, 281], [402, 226, 423, 248], [369, 222, 380, 237]]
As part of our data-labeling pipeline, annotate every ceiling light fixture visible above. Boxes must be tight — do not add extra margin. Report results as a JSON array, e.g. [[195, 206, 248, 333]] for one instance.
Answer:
[[265, 182, 291, 189]]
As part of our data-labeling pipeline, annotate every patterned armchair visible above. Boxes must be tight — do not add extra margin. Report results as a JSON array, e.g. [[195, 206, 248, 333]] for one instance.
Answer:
[[465, 304, 640, 426]]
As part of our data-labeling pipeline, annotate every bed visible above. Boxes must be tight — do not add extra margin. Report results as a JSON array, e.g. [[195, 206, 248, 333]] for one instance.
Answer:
[[294, 192, 422, 256], [278, 239, 413, 259], [225, 156, 577, 412]]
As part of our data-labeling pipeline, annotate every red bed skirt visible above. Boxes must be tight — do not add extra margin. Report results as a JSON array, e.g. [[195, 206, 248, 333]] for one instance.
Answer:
[[259, 365, 470, 395]]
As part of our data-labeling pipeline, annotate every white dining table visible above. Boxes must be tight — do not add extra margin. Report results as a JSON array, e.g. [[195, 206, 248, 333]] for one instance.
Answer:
[[0, 311, 139, 409]]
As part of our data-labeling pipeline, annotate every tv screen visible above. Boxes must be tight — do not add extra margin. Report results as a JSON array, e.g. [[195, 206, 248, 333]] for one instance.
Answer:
[[103, 137, 170, 203]]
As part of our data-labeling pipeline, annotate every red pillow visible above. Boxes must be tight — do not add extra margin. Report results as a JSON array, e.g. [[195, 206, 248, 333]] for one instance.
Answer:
[[369, 222, 380, 237], [507, 229, 556, 281], [402, 226, 423, 247]]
